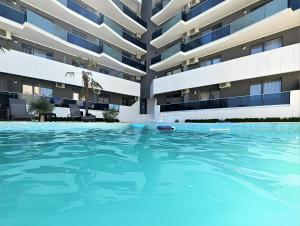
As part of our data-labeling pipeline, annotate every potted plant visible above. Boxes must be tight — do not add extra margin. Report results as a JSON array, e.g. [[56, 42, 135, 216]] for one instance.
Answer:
[[29, 98, 54, 122], [103, 109, 119, 122]]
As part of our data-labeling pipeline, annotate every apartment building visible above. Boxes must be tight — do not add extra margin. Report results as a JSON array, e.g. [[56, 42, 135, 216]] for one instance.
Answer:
[[0, 0, 300, 122], [147, 0, 300, 122], [0, 0, 146, 120]]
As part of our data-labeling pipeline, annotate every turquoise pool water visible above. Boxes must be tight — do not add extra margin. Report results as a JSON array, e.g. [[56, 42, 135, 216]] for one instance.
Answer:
[[0, 122, 299, 226]]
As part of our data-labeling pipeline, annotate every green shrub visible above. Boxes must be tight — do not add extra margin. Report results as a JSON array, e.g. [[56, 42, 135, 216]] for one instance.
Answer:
[[29, 98, 54, 115], [103, 109, 119, 122]]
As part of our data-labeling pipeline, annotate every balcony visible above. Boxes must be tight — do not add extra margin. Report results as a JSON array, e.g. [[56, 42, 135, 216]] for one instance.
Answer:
[[58, 0, 146, 50], [0, 3, 24, 24], [0, 50, 141, 97], [152, 0, 225, 40], [160, 92, 290, 112], [151, 0, 300, 69], [0, 4, 146, 73], [112, 0, 147, 28], [0, 91, 113, 111]]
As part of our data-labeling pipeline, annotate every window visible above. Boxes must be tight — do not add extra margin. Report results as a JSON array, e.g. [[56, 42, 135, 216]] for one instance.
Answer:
[[200, 59, 211, 67], [212, 57, 221, 64], [264, 38, 282, 51], [210, 90, 220, 99], [22, 45, 53, 60], [199, 91, 210, 100], [250, 44, 263, 55], [251, 38, 282, 55], [250, 83, 262, 95], [73, 92, 79, 101], [199, 56, 221, 68], [40, 87, 53, 97], [22, 84, 33, 95], [250, 80, 281, 95], [22, 45, 32, 55], [263, 80, 281, 94], [33, 86, 40, 95], [166, 68, 182, 76], [122, 97, 130, 106], [99, 68, 110, 75], [166, 94, 181, 104]]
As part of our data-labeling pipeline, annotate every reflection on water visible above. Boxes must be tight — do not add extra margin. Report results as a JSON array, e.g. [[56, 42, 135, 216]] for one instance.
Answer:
[[0, 122, 300, 226]]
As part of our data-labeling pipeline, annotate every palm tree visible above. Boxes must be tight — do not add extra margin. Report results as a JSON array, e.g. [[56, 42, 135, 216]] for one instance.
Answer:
[[66, 58, 103, 116]]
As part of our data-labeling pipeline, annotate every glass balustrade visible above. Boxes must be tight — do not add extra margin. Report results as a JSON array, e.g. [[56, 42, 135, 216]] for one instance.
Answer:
[[58, 0, 146, 50], [58, 0, 103, 24], [183, 0, 225, 21], [0, 4, 145, 71], [160, 92, 290, 112], [152, 12, 183, 39], [101, 44, 146, 71], [152, 0, 225, 40], [152, 0, 294, 64], [112, 0, 147, 28], [0, 3, 24, 24], [26, 10, 68, 40], [152, 0, 171, 16]]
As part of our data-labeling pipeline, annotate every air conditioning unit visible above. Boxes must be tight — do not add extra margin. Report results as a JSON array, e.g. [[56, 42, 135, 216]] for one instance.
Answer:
[[219, 82, 231, 89], [0, 29, 12, 40], [188, 57, 199, 65], [136, 32, 142, 38], [182, 32, 188, 38], [187, 28, 199, 37], [136, 53, 142, 60], [181, 89, 190, 95], [190, 0, 200, 8], [183, 3, 190, 11], [56, 82, 65, 89], [182, 60, 188, 67]]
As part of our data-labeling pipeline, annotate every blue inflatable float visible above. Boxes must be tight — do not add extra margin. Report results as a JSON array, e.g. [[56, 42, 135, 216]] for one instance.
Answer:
[[157, 126, 175, 131]]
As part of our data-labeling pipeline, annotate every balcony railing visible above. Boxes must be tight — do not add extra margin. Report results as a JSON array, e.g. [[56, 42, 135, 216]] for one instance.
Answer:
[[152, 0, 171, 16], [152, 12, 183, 39], [100, 44, 146, 71], [152, 0, 298, 65], [160, 92, 291, 112], [0, 3, 25, 23], [183, 0, 225, 21], [0, 90, 119, 112], [112, 0, 147, 28], [58, 0, 146, 50], [152, 0, 225, 40], [59, 0, 102, 24], [0, 4, 145, 71]]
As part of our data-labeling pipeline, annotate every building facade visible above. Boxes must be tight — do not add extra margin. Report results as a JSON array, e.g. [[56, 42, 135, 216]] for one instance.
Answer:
[[1, 0, 300, 122]]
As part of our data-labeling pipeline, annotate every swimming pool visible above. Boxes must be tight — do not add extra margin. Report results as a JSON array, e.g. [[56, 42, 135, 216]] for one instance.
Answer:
[[0, 122, 299, 226]]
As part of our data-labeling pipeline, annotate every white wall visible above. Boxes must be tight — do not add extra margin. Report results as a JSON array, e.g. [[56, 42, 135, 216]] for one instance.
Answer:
[[152, 44, 300, 95], [119, 99, 154, 123], [154, 90, 300, 123], [0, 50, 141, 97]]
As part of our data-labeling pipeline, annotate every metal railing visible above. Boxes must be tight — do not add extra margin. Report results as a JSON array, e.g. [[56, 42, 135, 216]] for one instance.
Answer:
[[160, 92, 291, 112], [0, 3, 146, 71], [58, 0, 146, 50], [112, 0, 147, 28], [151, 0, 298, 65], [0, 90, 120, 111]]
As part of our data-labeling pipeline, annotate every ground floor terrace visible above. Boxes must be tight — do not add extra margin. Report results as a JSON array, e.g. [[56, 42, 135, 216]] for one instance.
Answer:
[[152, 72, 300, 123]]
